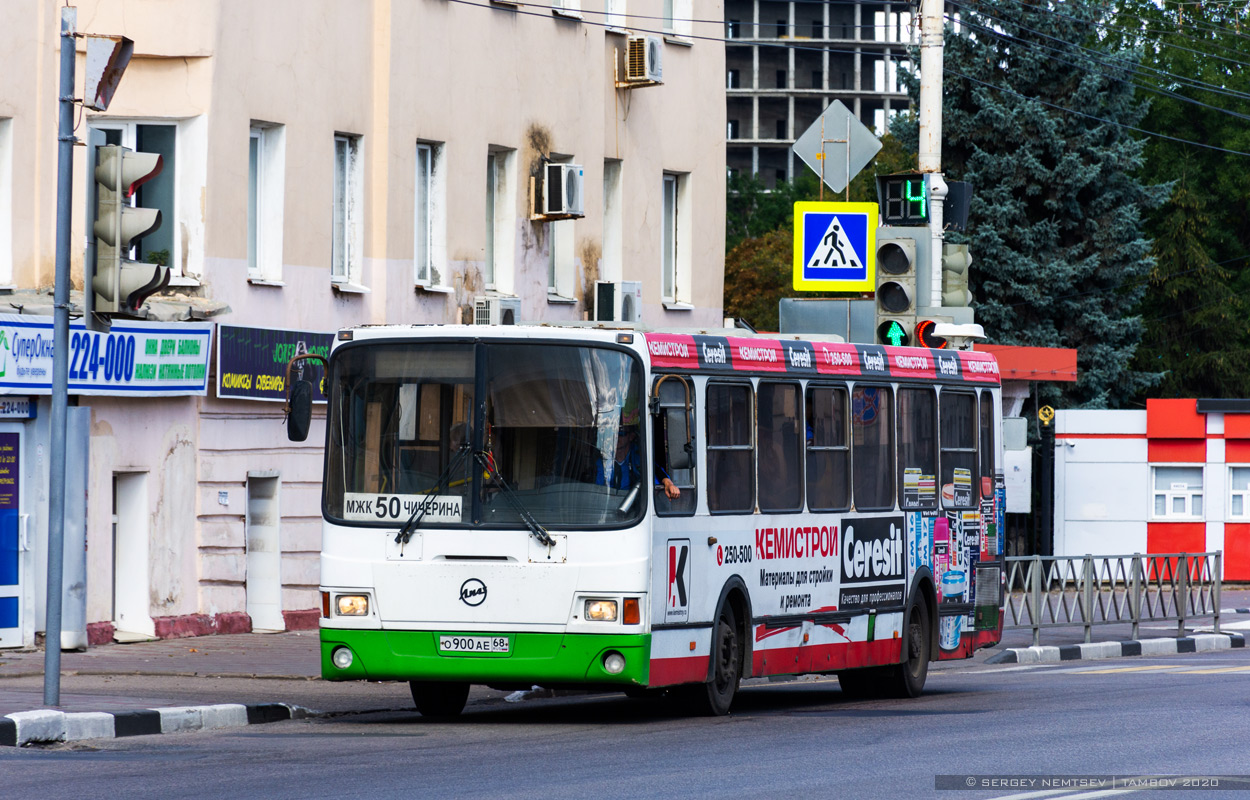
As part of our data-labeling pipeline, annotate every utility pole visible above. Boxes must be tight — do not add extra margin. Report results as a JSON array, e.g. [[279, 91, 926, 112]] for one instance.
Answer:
[[45, 5, 77, 706], [917, 0, 946, 309]]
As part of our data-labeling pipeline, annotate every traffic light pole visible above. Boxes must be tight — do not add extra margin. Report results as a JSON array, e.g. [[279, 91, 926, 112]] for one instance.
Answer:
[[45, 5, 77, 706], [918, 0, 946, 309]]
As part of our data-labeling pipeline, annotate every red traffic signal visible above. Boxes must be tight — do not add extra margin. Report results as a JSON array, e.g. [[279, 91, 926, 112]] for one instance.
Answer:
[[915, 319, 947, 349]]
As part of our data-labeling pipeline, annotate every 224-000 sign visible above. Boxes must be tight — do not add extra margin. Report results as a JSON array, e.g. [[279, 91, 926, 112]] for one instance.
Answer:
[[438, 636, 510, 654]]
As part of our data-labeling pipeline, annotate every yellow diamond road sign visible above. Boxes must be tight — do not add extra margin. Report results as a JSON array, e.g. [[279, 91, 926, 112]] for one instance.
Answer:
[[792, 201, 878, 292]]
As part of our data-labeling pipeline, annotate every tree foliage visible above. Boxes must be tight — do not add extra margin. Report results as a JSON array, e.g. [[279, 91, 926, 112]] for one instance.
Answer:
[[894, 0, 1161, 408], [1114, 0, 1250, 398]]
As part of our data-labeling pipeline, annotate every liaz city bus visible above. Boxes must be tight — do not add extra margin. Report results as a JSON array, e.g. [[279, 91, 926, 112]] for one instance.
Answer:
[[284, 324, 1006, 716]]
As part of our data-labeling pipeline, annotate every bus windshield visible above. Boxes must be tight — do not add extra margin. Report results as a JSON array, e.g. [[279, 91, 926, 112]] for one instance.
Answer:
[[324, 341, 646, 529]]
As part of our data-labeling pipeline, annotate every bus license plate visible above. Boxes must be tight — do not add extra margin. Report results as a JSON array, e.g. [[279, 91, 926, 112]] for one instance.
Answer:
[[438, 635, 510, 654]]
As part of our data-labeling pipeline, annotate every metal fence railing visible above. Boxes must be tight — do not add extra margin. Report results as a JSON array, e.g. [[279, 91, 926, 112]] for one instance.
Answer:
[[1004, 552, 1222, 646]]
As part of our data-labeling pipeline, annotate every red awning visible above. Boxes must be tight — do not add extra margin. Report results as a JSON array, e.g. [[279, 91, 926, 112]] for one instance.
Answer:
[[973, 344, 1078, 382]]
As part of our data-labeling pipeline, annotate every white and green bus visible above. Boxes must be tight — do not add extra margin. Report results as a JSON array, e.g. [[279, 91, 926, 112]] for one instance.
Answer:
[[285, 324, 1006, 716]]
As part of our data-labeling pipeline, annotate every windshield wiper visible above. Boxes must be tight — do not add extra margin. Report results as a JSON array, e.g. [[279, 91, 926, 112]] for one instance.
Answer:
[[473, 450, 557, 548], [395, 444, 471, 545]]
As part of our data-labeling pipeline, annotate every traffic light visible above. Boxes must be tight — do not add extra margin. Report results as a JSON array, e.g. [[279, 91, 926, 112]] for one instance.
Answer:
[[91, 144, 168, 317], [876, 173, 929, 226], [874, 226, 927, 347], [941, 243, 973, 307], [914, 318, 947, 349]]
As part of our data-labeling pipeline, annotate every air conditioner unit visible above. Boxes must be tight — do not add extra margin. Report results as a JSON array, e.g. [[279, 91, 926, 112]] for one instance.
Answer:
[[625, 35, 663, 84], [543, 163, 585, 217], [474, 296, 521, 326], [594, 280, 643, 323]]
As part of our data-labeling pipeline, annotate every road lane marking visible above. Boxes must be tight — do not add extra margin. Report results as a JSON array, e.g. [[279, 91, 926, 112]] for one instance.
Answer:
[[1072, 665, 1181, 674], [1168, 665, 1250, 674]]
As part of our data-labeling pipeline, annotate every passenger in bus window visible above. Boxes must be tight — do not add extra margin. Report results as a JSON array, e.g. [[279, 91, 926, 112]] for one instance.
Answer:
[[596, 424, 642, 491]]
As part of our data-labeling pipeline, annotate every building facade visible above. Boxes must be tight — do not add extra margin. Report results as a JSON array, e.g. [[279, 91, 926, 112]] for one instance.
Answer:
[[724, 0, 912, 186], [1054, 400, 1250, 581], [0, 0, 726, 646]]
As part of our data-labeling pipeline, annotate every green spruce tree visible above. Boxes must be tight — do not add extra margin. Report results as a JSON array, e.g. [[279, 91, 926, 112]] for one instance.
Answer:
[[894, 0, 1161, 407]]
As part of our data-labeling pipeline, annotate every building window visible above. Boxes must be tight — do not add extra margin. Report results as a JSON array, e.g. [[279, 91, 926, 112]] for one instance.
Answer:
[[604, 0, 626, 29], [727, 120, 740, 139], [775, 119, 787, 139], [707, 383, 754, 513], [248, 123, 285, 282], [812, 20, 823, 38], [92, 121, 181, 279], [551, 0, 581, 17], [811, 70, 823, 89], [1152, 466, 1203, 519], [660, 172, 690, 306], [415, 141, 447, 288], [484, 148, 517, 294], [547, 159, 575, 300], [776, 69, 787, 89], [776, 19, 787, 37], [727, 69, 740, 89], [602, 160, 623, 283], [664, 0, 692, 38], [0, 118, 11, 287], [1231, 467, 1250, 518], [332, 133, 364, 285], [726, 19, 740, 38]]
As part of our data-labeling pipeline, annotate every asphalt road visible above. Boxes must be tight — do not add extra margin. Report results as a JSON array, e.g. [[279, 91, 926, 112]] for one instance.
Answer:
[[4, 647, 1249, 800]]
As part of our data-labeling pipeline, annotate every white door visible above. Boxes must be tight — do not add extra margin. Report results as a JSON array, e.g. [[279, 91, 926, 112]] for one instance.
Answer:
[[246, 475, 284, 631], [113, 472, 155, 640], [0, 427, 24, 648]]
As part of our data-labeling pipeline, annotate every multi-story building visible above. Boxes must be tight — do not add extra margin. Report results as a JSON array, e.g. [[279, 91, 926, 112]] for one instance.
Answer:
[[0, 0, 725, 648], [724, 0, 913, 186]]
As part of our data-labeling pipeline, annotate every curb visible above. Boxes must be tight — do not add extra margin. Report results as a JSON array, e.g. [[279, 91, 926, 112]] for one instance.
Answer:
[[0, 702, 314, 747], [985, 632, 1246, 665]]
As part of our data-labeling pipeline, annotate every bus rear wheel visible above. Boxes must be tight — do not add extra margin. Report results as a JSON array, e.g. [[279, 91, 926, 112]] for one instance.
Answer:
[[683, 603, 741, 716], [409, 681, 470, 717]]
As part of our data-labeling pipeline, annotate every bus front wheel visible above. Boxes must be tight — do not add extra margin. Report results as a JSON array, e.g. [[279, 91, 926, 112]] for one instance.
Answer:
[[409, 681, 470, 717], [683, 603, 741, 716]]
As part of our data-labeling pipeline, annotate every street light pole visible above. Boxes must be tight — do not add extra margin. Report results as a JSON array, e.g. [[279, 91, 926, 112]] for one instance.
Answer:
[[45, 5, 77, 706], [917, 0, 946, 309]]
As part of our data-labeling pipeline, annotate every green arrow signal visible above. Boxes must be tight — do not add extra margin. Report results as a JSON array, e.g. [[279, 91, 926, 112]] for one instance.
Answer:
[[879, 319, 907, 346]]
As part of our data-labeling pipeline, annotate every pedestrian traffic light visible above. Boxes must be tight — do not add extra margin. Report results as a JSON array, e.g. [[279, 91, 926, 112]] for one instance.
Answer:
[[876, 173, 929, 226], [91, 144, 169, 317], [874, 226, 927, 347], [941, 243, 973, 308]]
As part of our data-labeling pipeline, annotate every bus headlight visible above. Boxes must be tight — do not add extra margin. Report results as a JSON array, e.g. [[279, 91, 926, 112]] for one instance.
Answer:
[[336, 595, 369, 616], [585, 599, 618, 622], [603, 651, 626, 674], [331, 646, 354, 670]]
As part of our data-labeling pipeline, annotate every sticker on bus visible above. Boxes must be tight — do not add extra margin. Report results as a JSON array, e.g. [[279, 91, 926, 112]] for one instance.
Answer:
[[343, 492, 463, 524]]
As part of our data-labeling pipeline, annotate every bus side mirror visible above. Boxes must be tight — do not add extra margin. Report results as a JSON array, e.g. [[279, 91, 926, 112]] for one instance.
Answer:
[[287, 380, 313, 442], [665, 407, 693, 470]]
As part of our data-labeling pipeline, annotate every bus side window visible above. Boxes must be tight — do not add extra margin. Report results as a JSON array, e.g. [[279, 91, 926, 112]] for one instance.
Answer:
[[707, 382, 755, 514], [940, 390, 978, 508], [897, 387, 938, 510], [851, 384, 893, 511], [979, 391, 995, 496], [806, 384, 850, 512], [653, 376, 697, 516], [758, 381, 802, 513]]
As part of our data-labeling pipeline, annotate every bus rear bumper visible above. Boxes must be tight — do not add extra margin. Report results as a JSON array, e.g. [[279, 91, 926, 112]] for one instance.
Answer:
[[320, 629, 651, 686]]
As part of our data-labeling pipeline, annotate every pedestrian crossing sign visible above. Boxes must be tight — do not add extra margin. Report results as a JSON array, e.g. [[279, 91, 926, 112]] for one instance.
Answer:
[[792, 201, 878, 292]]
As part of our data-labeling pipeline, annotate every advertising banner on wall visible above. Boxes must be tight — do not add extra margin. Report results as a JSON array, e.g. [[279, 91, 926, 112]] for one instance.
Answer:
[[216, 324, 333, 403], [0, 315, 212, 396]]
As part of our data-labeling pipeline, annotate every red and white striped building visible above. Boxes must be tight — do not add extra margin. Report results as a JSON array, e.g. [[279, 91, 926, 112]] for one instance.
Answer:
[[1055, 399, 1250, 580]]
